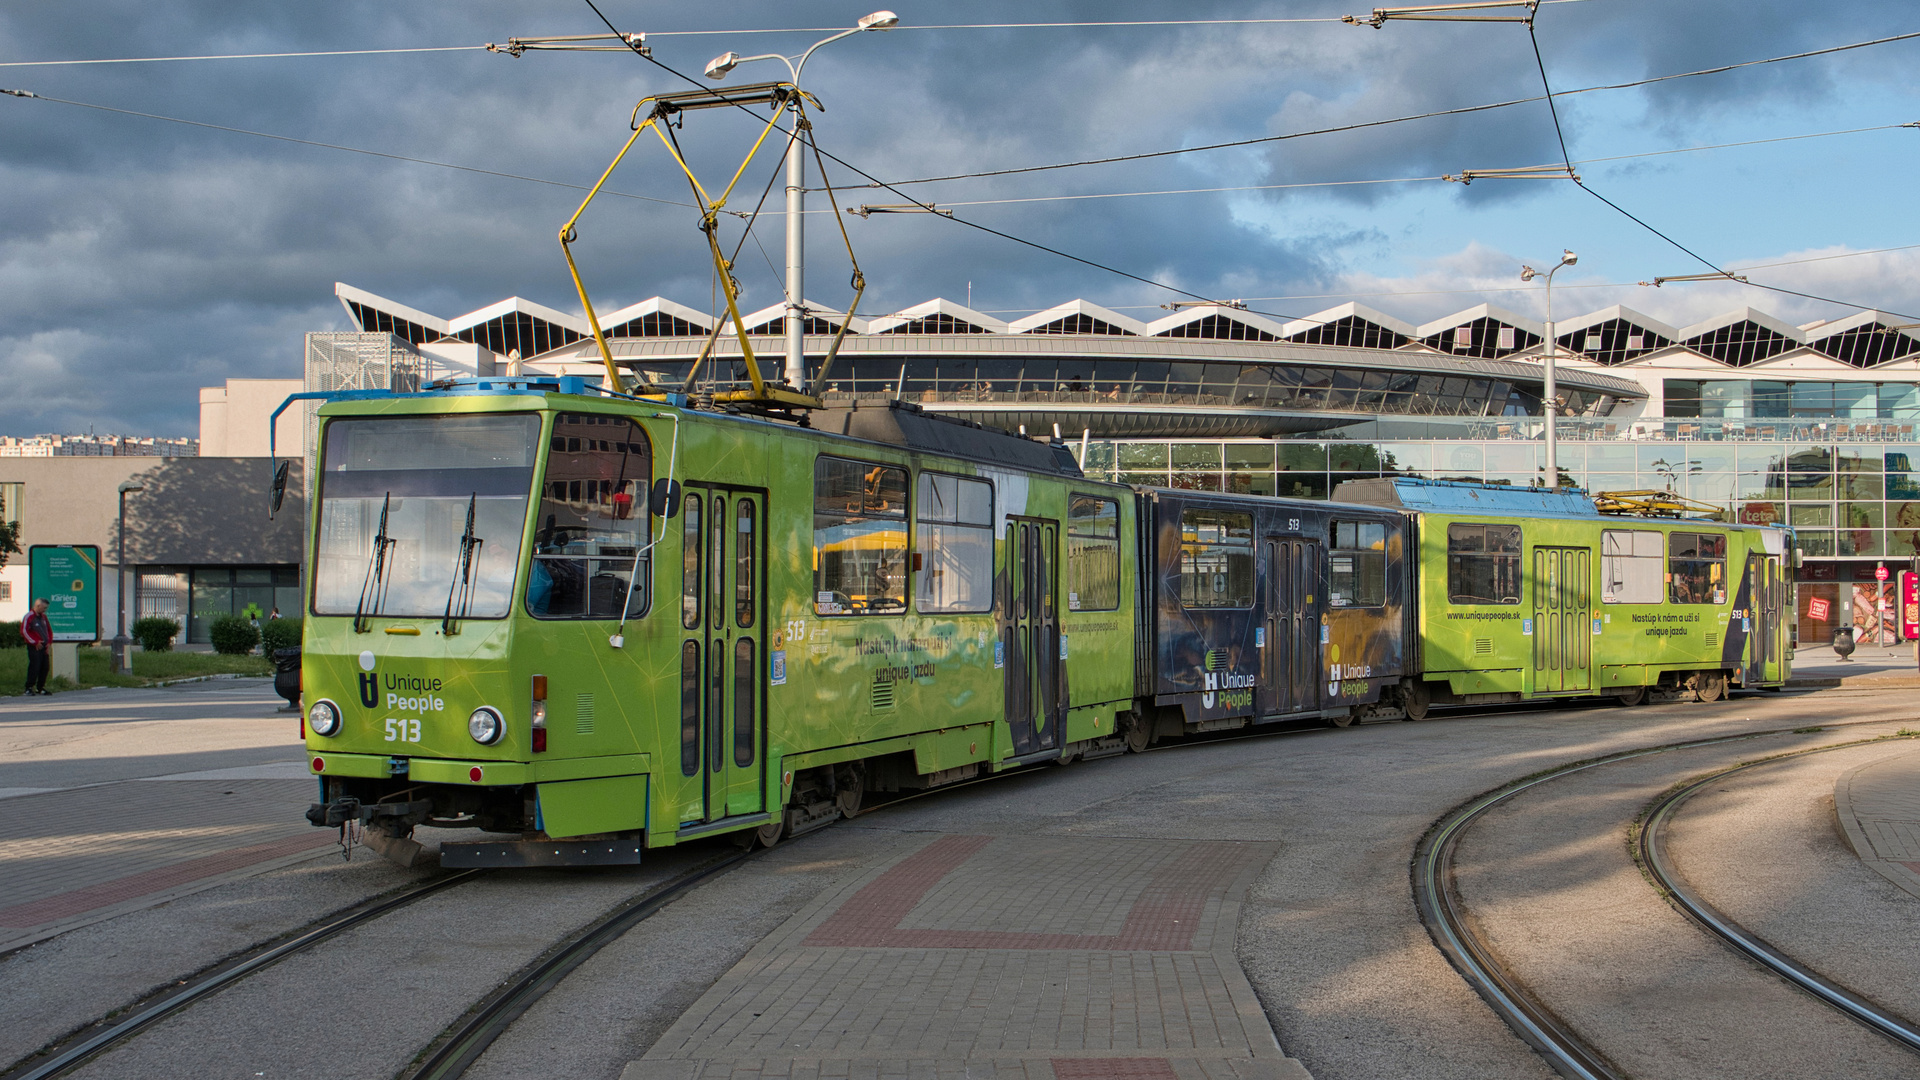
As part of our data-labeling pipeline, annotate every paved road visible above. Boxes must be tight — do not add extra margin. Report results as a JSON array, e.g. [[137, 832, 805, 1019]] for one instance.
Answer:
[[5, 681, 1920, 1080]]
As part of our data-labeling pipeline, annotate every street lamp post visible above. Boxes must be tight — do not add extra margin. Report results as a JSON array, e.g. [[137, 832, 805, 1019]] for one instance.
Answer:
[[705, 11, 899, 391], [112, 480, 144, 675], [1521, 250, 1577, 489]]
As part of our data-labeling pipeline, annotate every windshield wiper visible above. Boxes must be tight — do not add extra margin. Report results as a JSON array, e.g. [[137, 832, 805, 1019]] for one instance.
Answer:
[[442, 493, 483, 637], [353, 493, 397, 634]]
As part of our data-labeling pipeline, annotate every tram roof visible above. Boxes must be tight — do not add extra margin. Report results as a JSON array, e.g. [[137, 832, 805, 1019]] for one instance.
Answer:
[[1333, 477, 1604, 519]]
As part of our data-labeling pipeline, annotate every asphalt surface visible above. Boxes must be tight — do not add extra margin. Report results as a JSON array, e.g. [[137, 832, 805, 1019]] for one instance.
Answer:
[[4, 679, 1920, 1080]]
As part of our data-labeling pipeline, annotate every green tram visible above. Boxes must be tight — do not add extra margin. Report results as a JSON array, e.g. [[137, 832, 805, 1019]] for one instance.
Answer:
[[1335, 477, 1795, 715], [298, 378, 1792, 865]]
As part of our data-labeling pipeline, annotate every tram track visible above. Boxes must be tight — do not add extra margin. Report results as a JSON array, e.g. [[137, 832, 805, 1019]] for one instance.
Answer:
[[1413, 720, 1920, 1080], [3, 869, 485, 1080]]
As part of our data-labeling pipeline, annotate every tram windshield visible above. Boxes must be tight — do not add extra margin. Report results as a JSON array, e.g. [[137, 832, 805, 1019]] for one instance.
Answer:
[[313, 414, 541, 619]]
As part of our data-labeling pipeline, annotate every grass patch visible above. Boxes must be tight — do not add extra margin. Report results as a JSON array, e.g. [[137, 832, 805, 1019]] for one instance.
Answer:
[[0, 647, 271, 696]]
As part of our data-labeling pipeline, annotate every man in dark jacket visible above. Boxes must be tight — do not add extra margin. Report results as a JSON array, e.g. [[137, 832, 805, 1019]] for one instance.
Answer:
[[22, 598, 52, 695]]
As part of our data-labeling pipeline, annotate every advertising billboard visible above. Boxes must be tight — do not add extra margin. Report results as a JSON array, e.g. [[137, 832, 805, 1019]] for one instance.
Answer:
[[27, 545, 99, 642]]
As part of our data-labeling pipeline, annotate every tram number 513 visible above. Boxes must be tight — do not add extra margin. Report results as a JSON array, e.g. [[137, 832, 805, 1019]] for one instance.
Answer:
[[385, 718, 422, 743]]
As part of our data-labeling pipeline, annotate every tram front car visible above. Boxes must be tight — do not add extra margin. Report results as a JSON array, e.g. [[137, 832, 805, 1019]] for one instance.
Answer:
[[303, 385, 665, 866]]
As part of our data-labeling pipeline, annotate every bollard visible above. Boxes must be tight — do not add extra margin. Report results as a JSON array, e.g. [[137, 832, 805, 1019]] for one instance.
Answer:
[[50, 642, 78, 684]]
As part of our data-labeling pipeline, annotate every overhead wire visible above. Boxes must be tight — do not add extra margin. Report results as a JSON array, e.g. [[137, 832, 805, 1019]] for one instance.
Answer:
[[1517, 15, 1920, 320], [849, 28, 1920, 190]]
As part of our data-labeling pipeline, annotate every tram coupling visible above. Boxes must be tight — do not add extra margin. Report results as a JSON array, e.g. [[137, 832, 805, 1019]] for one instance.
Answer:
[[306, 796, 434, 831]]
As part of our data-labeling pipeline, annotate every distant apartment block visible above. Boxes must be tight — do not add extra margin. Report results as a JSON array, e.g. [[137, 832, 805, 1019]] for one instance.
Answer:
[[0, 434, 198, 457]]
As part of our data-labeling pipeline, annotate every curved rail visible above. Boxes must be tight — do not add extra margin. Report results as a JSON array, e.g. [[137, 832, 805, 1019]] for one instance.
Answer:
[[403, 851, 755, 1080], [1415, 725, 1920, 1080], [10, 869, 483, 1080], [1639, 753, 1920, 1054]]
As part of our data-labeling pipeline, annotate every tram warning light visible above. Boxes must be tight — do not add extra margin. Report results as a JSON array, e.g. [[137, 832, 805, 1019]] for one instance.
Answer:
[[532, 674, 549, 753]]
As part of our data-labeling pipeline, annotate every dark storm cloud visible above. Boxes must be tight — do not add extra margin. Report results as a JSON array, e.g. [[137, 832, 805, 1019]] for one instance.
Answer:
[[0, 0, 1905, 435]]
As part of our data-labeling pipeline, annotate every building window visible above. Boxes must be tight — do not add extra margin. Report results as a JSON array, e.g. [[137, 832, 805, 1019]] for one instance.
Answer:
[[1067, 494, 1120, 611], [1447, 523, 1522, 604], [915, 472, 994, 613], [1329, 520, 1387, 608], [1179, 509, 1254, 609], [814, 456, 908, 615], [1601, 530, 1663, 603], [1668, 531, 1727, 604], [0, 581, 10, 603], [0, 482, 19, 526]]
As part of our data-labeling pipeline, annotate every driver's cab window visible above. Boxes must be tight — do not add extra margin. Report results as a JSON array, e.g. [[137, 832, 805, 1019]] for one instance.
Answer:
[[527, 412, 649, 619], [813, 456, 908, 615]]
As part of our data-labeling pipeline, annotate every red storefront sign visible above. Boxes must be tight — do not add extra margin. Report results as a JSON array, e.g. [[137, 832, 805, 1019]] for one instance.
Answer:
[[1902, 572, 1920, 641], [1808, 596, 1831, 622]]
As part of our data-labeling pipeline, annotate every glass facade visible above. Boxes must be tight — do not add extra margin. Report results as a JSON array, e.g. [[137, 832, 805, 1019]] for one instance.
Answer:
[[1666, 379, 1920, 419]]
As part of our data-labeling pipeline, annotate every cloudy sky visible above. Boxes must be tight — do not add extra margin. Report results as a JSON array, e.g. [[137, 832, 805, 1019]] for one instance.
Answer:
[[2, 0, 1917, 438]]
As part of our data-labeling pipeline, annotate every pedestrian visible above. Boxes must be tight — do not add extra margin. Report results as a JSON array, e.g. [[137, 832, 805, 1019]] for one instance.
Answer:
[[268, 606, 281, 621], [22, 597, 52, 696]]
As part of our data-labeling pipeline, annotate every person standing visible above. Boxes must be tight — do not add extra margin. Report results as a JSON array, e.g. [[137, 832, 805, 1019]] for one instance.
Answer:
[[22, 598, 52, 696]]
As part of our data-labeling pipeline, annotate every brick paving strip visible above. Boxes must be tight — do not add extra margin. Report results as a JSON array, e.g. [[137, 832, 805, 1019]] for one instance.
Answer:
[[623, 833, 1311, 1080], [0, 779, 334, 951], [1834, 747, 1920, 898]]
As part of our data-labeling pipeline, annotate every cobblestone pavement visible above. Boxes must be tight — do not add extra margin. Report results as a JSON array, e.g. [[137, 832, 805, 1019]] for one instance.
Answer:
[[1834, 746, 1920, 896], [622, 834, 1310, 1080]]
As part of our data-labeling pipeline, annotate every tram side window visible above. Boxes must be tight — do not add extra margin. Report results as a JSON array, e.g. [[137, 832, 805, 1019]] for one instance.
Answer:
[[1180, 509, 1255, 609], [1068, 494, 1121, 611], [1329, 520, 1386, 608], [1669, 531, 1728, 605], [1601, 530, 1663, 604], [814, 456, 909, 615], [1447, 523, 1522, 605], [916, 472, 994, 613], [528, 413, 650, 619]]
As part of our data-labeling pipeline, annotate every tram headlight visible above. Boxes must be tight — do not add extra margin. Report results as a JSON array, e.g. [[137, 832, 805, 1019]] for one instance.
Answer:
[[308, 699, 343, 738], [468, 706, 505, 746]]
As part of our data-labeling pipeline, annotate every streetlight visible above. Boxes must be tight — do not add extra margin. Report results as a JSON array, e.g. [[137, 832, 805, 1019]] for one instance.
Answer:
[[112, 479, 144, 675], [704, 10, 899, 391], [1520, 249, 1577, 490]]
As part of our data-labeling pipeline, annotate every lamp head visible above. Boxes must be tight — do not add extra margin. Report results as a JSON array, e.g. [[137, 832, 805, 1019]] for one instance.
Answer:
[[1520, 266, 1538, 283], [118, 480, 144, 494], [1560, 249, 1578, 266], [858, 10, 900, 29], [704, 51, 740, 79]]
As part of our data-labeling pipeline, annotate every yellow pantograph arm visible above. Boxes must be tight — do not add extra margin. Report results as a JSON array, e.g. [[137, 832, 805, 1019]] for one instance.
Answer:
[[559, 116, 658, 391]]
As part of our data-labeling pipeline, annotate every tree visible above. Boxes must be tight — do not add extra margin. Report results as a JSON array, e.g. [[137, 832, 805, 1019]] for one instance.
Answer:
[[0, 490, 18, 572]]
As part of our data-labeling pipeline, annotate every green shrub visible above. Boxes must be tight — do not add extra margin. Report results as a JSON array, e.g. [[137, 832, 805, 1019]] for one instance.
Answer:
[[209, 615, 261, 656], [0, 621, 20, 649], [132, 616, 181, 653], [260, 617, 302, 655]]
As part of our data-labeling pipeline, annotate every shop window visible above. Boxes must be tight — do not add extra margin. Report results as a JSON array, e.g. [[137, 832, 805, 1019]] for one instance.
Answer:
[[915, 472, 993, 613], [1329, 520, 1386, 608], [1601, 530, 1663, 603], [814, 457, 908, 615], [1179, 509, 1254, 609], [1447, 523, 1522, 604], [1668, 532, 1727, 604], [1067, 494, 1120, 611]]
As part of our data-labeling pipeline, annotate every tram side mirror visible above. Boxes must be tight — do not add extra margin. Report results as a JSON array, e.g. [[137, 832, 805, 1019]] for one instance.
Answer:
[[269, 459, 291, 519], [1794, 547, 1805, 569], [649, 478, 682, 519]]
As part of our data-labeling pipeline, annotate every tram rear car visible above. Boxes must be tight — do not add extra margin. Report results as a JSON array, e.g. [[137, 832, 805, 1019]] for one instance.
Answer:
[[1337, 478, 1792, 712]]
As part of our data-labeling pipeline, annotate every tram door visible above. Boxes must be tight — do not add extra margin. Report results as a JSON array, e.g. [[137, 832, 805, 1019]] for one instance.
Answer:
[[1261, 538, 1323, 716], [1750, 553, 1783, 679], [1003, 517, 1060, 756], [678, 485, 768, 825], [1531, 546, 1592, 693]]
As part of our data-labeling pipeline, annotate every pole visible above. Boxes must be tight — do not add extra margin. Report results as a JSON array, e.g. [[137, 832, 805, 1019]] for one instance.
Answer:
[[782, 124, 806, 388], [1542, 276, 1558, 490], [114, 489, 130, 674]]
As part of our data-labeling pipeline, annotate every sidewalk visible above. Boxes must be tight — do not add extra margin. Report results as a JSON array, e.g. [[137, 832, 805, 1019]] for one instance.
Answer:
[[623, 832, 1310, 1080], [1834, 747, 1920, 898], [1789, 643, 1920, 689]]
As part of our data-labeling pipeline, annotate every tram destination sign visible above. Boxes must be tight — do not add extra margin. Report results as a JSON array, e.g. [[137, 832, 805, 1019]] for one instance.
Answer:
[[28, 545, 100, 642]]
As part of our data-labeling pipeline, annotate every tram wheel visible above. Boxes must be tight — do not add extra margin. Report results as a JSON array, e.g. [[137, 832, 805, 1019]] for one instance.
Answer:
[[1327, 708, 1358, 729], [1123, 713, 1153, 753], [836, 782, 864, 819], [1614, 685, 1649, 708], [1696, 672, 1727, 703], [1403, 683, 1431, 722], [755, 820, 785, 848]]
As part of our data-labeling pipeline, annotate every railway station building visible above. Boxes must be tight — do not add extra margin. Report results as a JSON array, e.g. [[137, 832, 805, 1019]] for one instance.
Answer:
[[332, 282, 1920, 647]]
